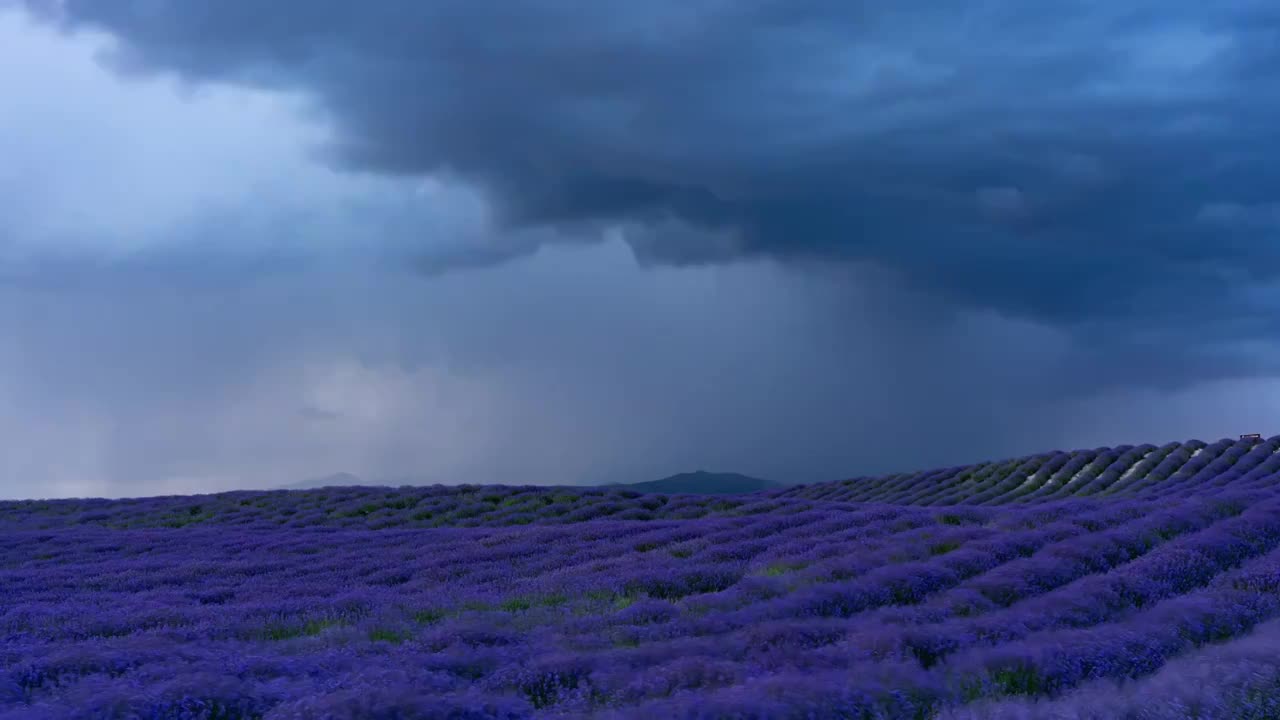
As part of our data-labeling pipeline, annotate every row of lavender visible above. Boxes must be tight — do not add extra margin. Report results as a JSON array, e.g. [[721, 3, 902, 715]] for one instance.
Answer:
[[5, 486, 1280, 718], [779, 435, 1280, 506], [945, 615, 1280, 719], [2, 437, 1277, 533]]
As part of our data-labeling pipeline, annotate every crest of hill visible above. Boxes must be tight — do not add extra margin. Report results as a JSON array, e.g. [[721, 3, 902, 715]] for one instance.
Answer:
[[610, 470, 786, 495], [774, 434, 1279, 505], [5, 436, 1278, 531], [276, 470, 784, 495]]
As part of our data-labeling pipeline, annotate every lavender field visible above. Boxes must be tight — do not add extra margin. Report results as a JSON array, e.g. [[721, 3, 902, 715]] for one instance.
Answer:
[[5, 437, 1280, 719]]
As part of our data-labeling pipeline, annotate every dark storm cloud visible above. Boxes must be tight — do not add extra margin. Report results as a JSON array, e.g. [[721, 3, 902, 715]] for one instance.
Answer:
[[26, 0, 1280, 347], [8, 4, 1280, 502]]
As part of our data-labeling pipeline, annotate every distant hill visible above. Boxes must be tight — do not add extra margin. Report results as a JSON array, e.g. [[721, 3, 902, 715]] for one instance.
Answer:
[[277, 472, 365, 490], [610, 470, 785, 495], [275, 470, 785, 494]]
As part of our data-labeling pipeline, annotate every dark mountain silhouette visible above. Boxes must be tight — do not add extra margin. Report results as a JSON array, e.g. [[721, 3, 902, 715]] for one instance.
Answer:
[[610, 470, 785, 495], [274, 470, 785, 495]]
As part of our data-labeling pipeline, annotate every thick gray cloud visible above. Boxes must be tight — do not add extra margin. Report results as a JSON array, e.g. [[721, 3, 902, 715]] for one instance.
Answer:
[[24, 0, 1280, 341], [2, 4, 1280, 500]]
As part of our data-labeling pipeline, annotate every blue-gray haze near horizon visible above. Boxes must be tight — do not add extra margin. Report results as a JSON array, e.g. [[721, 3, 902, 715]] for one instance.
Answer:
[[2, 1, 1280, 498]]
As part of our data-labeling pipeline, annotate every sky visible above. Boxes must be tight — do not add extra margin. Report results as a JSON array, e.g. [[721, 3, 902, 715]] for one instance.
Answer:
[[2, 1, 1279, 499]]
